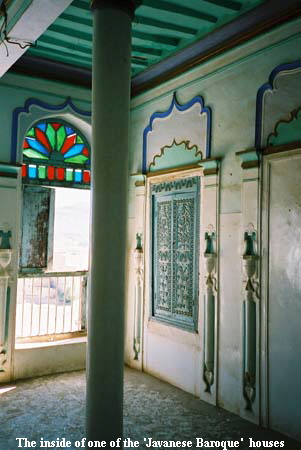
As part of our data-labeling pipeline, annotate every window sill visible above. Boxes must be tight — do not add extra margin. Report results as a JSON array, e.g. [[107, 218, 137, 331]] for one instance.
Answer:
[[15, 335, 87, 350]]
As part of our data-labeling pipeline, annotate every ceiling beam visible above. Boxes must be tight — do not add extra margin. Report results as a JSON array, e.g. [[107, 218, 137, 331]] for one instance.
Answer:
[[60, 12, 92, 27], [131, 0, 301, 96], [49, 24, 92, 42], [30, 47, 91, 68], [10, 55, 92, 88], [131, 58, 149, 67], [142, 0, 218, 24], [0, 0, 73, 77], [132, 30, 179, 47], [11, 0, 300, 97], [70, 0, 91, 10], [34, 39, 92, 60], [201, 0, 242, 12], [56, 16, 92, 33], [134, 15, 197, 36], [132, 45, 162, 56], [37, 36, 91, 60], [66, 4, 92, 19]]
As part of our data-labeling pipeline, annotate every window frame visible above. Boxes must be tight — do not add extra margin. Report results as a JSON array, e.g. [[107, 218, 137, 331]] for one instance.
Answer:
[[21, 118, 91, 189], [149, 173, 201, 332]]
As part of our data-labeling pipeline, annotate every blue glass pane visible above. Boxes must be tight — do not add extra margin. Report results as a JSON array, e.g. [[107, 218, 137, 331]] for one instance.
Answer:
[[64, 144, 85, 159], [36, 123, 47, 132], [74, 170, 82, 182], [26, 137, 49, 156], [65, 126, 74, 136], [28, 165, 37, 179]]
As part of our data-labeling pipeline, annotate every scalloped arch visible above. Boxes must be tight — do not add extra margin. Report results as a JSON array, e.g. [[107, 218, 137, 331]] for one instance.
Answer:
[[12, 97, 91, 163], [143, 92, 211, 173], [149, 139, 202, 172], [255, 61, 301, 149]]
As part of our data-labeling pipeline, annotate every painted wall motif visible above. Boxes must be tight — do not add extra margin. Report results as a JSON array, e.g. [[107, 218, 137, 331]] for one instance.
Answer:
[[256, 61, 301, 149], [143, 93, 211, 173]]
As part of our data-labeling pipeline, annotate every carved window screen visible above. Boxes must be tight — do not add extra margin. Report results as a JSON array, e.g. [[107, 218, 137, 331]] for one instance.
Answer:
[[151, 176, 200, 331]]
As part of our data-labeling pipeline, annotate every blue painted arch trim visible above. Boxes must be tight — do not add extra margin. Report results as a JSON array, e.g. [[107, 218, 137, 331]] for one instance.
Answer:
[[11, 97, 91, 163], [255, 61, 301, 150], [142, 92, 211, 173]]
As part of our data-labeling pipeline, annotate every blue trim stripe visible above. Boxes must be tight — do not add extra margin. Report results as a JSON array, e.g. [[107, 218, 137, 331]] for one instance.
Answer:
[[142, 92, 211, 173], [11, 97, 91, 163], [255, 61, 301, 150]]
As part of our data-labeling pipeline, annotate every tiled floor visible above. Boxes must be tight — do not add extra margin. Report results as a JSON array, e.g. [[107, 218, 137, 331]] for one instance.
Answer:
[[0, 368, 300, 450]]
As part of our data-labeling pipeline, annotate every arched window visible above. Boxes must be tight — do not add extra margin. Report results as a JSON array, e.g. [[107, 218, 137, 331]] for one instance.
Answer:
[[21, 119, 91, 187]]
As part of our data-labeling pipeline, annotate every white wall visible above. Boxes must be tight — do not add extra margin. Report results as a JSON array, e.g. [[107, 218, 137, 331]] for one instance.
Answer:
[[125, 17, 301, 428]]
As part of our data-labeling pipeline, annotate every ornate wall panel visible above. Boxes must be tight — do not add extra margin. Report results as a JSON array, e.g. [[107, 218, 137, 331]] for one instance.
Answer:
[[130, 174, 146, 368], [12, 98, 91, 164], [267, 108, 301, 147], [236, 149, 260, 420], [151, 176, 200, 330], [143, 93, 211, 173], [255, 61, 301, 149], [200, 159, 219, 405]]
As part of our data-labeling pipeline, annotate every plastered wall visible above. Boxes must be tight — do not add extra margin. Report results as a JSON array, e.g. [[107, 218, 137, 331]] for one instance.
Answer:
[[0, 73, 91, 382], [125, 17, 301, 427], [0, 15, 300, 438]]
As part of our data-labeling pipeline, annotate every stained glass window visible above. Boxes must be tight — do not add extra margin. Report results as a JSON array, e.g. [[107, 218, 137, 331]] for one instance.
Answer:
[[22, 120, 90, 187]]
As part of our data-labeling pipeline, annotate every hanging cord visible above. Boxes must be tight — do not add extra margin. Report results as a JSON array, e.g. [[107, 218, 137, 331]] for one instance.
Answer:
[[0, 0, 36, 57]]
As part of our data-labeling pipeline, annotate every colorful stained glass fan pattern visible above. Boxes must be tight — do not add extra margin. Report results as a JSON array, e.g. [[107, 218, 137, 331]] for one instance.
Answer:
[[22, 121, 90, 185]]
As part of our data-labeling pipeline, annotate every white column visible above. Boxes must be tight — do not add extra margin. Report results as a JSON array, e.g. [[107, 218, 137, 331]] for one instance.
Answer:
[[87, 0, 135, 442]]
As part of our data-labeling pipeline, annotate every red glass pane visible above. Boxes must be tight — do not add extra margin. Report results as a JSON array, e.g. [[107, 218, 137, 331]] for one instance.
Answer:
[[52, 123, 62, 131], [35, 128, 51, 151], [83, 170, 90, 183], [22, 164, 27, 177], [83, 147, 89, 157], [48, 166, 55, 180], [60, 134, 76, 154], [56, 168, 65, 180], [23, 139, 30, 149]]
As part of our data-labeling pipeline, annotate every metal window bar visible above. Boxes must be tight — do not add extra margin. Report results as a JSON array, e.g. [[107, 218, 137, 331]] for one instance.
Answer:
[[16, 271, 88, 340]]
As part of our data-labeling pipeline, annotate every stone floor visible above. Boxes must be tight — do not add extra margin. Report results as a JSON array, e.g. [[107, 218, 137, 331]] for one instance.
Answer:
[[0, 368, 300, 450]]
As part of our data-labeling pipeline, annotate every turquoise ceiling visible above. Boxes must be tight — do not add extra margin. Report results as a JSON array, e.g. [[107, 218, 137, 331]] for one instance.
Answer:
[[26, 0, 265, 77]]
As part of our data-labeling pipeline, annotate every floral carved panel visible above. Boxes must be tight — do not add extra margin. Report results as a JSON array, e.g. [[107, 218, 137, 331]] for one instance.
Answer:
[[152, 176, 199, 330]]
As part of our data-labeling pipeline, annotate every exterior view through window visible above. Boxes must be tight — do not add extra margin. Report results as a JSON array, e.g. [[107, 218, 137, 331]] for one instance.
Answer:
[[16, 187, 91, 340], [16, 118, 91, 341]]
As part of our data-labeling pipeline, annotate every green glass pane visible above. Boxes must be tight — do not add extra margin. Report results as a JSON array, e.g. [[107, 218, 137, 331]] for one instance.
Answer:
[[23, 149, 48, 160], [65, 155, 88, 164], [66, 168, 73, 181], [27, 127, 35, 137], [76, 135, 84, 144], [38, 166, 47, 179], [46, 124, 56, 149], [57, 126, 66, 151]]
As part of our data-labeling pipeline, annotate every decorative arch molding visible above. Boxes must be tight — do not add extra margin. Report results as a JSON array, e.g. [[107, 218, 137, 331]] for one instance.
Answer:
[[11, 97, 91, 163], [255, 61, 301, 150], [149, 139, 202, 172], [267, 107, 301, 147], [142, 92, 211, 173]]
